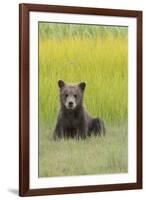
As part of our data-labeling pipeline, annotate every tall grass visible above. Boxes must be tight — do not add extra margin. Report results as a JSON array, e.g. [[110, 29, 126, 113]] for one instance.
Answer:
[[39, 23, 128, 127], [39, 23, 128, 40], [39, 23, 128, 177]]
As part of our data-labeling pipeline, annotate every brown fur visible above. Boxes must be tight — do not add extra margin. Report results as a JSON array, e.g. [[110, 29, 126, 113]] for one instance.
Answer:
[[53, 80, 105, 140]]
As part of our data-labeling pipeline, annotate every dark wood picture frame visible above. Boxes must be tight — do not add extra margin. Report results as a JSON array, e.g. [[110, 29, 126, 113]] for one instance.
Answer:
[[19, 3, 142, 197]]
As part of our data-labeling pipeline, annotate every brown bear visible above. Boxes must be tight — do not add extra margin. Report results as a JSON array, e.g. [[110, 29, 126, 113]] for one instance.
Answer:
[[53, 80, 105, 140]]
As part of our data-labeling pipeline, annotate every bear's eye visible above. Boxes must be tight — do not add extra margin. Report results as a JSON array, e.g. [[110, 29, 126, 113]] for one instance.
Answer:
[[65, 94, 68, 98], [74, 94, 77, 98]]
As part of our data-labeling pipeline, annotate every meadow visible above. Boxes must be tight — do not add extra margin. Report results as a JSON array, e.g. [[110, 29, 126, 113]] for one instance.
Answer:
[[39, 23, 128, 177]]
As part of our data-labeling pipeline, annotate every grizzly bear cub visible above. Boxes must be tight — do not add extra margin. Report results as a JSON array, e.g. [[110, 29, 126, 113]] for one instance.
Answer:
[[53, 80, 105, 140]]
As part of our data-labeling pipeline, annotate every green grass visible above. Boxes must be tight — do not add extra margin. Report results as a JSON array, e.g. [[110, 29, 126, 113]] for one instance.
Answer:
[[39, 123, 128, 177], [39, 23, 128, 177]]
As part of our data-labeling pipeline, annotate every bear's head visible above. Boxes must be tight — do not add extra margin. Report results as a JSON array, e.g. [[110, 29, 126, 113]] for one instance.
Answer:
[[58, 80, 86, 110]]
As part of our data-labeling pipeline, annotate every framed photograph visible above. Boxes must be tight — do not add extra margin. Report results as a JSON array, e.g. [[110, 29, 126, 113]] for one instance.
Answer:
[[19, 3, 142, 196]]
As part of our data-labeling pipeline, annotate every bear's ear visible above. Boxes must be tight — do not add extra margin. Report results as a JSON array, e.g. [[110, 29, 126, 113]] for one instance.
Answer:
[[79, 82, 86, 91], [58, 80, 65, 89]]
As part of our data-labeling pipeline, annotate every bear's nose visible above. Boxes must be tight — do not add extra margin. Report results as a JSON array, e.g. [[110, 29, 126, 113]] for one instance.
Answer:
[[69, 101, 73, 106]]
